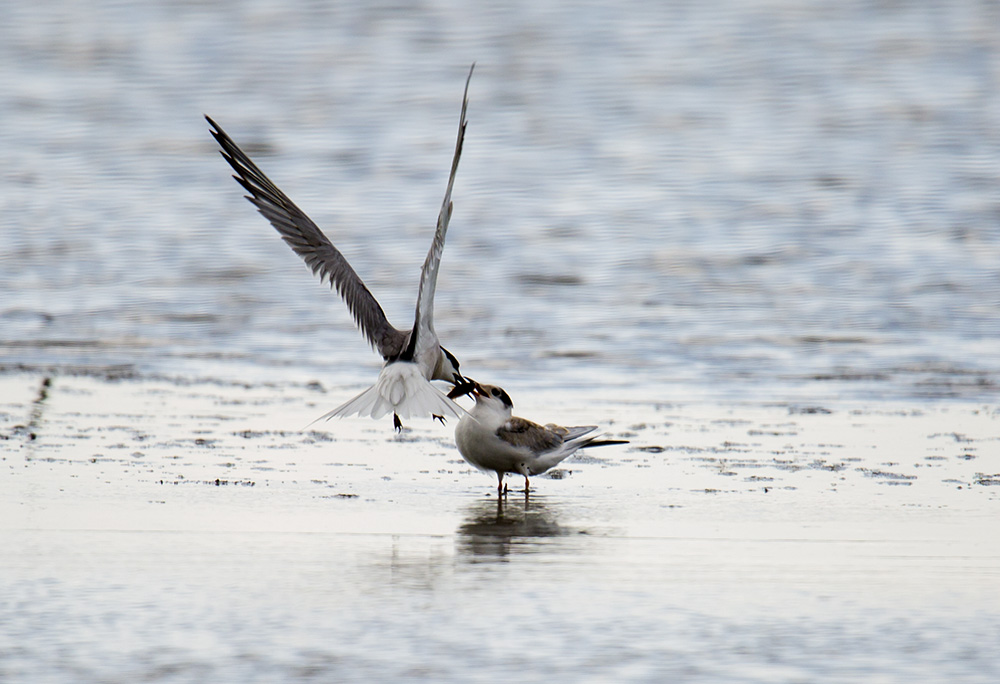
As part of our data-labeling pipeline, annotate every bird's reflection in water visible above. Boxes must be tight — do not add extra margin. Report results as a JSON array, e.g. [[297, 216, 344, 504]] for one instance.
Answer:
[[456, 494, 571, 561]]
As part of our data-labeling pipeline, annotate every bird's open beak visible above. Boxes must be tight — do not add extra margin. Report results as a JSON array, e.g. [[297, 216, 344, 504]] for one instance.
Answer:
[[447, 378, 479, 400]]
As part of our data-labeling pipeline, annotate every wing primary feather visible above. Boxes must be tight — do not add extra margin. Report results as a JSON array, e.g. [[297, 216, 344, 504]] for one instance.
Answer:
[[408, 64, 474, 358], [206, 115, 407, 359]]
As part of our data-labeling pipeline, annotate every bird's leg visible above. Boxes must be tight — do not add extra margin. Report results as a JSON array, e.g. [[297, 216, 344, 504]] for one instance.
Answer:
[[432, 414, 446, 425], [497, 472, 506, 497], [524, 475, 530, 493], [393, 413, 403, 432]]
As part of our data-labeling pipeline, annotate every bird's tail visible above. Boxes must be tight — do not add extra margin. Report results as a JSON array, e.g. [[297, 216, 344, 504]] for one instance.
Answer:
[[527, 429, 629, 475], [580, 438, 631, 448], [309, 362, 466, 426], [558, 426, 629, 451]]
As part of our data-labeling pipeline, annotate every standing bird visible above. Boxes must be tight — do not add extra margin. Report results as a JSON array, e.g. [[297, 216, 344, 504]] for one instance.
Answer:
[[453, 383, 629, 493], [207, 66, 475, 431]]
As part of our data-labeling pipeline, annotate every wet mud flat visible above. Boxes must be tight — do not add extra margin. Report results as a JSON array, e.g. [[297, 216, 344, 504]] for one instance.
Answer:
[[2, 372, 999, 683]]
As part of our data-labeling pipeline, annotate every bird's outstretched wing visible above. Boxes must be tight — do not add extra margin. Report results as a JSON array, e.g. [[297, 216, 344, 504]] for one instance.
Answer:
[[206, 115, 408, 359], [406, 63, 474, 360]]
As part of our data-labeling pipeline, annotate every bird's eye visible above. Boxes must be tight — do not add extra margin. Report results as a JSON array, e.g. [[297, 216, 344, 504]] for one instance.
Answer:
[[491, 388, 500, 397]]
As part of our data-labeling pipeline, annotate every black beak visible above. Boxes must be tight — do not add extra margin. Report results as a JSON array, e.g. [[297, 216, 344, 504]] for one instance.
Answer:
[[447, 377, 478, 400]]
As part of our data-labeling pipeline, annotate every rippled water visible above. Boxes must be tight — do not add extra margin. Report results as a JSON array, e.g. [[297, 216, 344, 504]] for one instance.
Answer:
[[2, 0, 998, 401], [2, 1, 999, 682]]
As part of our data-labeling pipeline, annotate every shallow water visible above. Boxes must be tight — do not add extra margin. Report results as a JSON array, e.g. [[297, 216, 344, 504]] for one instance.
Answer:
[[2, 0, 999, 681], [2, 0, 999, 401], [2, 376, 999, 682]]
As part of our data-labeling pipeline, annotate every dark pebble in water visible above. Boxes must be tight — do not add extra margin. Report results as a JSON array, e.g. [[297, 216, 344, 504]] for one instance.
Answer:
[[789, 406, 832, 415], [519, 273, 583, 286]]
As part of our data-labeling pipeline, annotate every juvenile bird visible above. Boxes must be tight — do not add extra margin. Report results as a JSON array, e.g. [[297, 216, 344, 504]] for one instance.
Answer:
[[454, 383, 628, 493]]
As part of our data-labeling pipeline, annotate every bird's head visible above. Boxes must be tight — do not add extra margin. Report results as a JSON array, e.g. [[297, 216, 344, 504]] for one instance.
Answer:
[[469, 383, 513, 410]]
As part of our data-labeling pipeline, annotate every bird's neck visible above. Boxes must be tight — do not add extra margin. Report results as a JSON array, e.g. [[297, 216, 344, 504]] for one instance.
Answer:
[[471, 401, 510, 426]]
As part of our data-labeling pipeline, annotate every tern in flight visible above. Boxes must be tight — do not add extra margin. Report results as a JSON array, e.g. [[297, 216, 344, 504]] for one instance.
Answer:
[[452, 383, 629, 494], [207, 66, 475, 431]]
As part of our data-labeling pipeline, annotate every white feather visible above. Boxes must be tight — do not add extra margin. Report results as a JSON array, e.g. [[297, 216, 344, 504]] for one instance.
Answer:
[[312, 362, 466, 424]]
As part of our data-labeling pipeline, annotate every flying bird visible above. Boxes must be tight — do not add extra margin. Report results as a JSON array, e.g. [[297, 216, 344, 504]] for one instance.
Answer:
[[207, 66, 475, 431], [453, 382, 629, 493]]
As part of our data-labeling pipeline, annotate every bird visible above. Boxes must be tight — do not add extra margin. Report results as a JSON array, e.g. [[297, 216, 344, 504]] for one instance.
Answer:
[[453, 382, 629, 494], [206, 65, 475, 431]]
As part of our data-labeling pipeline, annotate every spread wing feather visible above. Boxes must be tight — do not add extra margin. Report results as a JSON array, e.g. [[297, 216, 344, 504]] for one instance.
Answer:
[[206, 115, 407, 359], [408, 64, 473, 359]]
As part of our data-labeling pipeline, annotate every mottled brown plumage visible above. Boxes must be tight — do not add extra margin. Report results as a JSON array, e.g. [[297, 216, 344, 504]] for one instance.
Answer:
[[455, 383, 629, 493]]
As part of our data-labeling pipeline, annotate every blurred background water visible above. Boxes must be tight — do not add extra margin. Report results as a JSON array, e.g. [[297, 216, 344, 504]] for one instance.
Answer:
[[2, 0, 998, 402], [3, 4, 1000, 682]]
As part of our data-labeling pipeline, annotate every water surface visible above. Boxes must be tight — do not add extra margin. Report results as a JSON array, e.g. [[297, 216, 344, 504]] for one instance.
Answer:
[[2, 1, 999, 681], [2, 0, 998, 401]]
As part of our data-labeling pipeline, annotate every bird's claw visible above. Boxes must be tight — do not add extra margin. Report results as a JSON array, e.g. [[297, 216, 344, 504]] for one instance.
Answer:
[[433, 414, 447, 425], [393, 413, 403, 432]]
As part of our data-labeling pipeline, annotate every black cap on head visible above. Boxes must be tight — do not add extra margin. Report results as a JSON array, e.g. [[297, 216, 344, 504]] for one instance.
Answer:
[[488, 385, 513, 409]]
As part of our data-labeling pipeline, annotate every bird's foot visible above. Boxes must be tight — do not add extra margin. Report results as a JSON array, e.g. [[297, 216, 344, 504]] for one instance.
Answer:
[[393, 414, 403, 432], [432, 414, 446, 425]]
